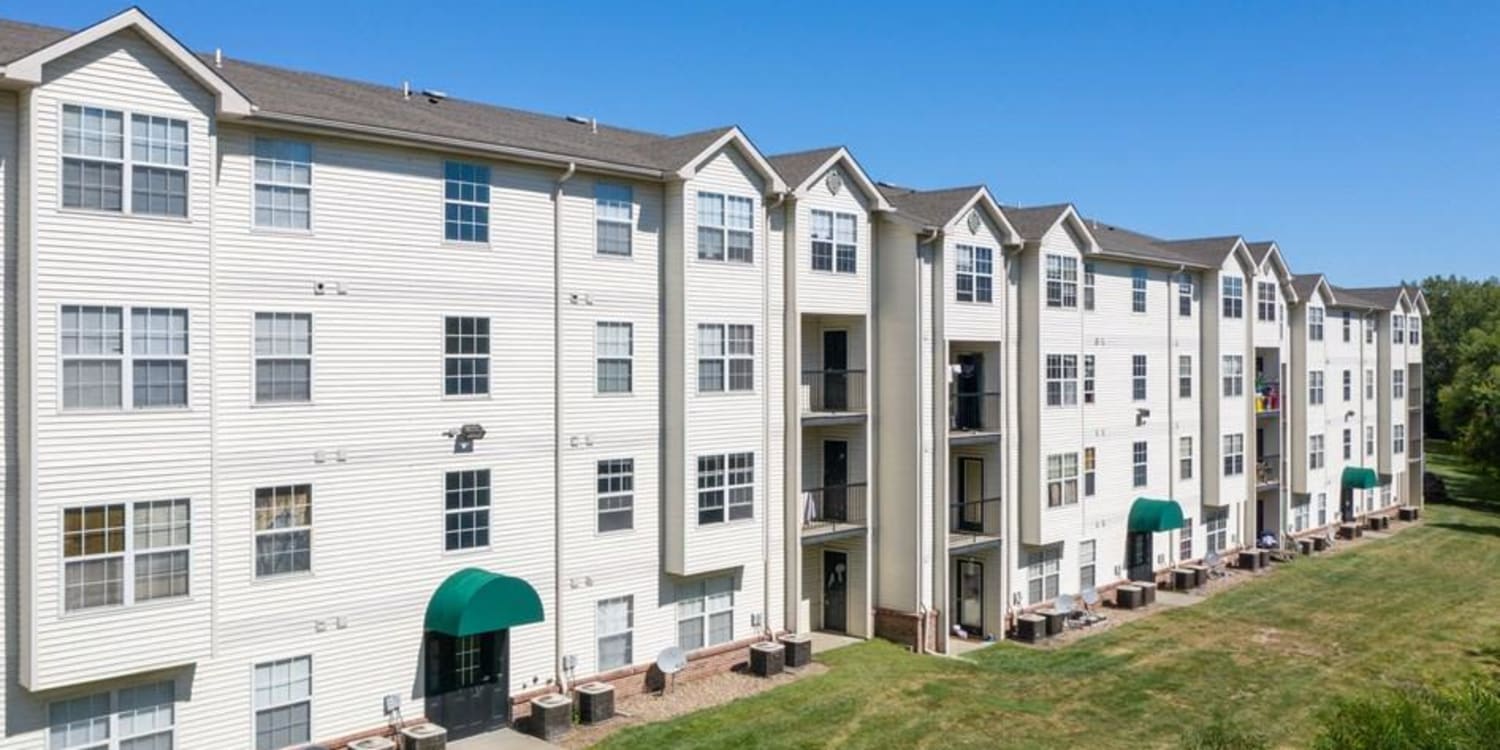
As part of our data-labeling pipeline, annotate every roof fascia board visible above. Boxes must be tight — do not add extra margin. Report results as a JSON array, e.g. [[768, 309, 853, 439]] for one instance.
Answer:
[[675, 127, 787, 194], [4, 8, 254, 117], [1057, 205, 1102, 254], [942, 187, 1020, 246], [788, 148, 893, 211], [1094, 248, 1212, 271]]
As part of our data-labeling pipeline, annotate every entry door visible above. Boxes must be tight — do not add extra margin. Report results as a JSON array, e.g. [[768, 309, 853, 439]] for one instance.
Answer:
[[823, 330, 849, 411], [957, 458, 984, 532], [1127, 532, 1153, 582], [823, 440, 849, 522], [1340, 486, 1355, 523], [425, 630, 510, 739], [954, 353, 983, 430], [822, 550, 848, 633], [956, 559, 984, 633]]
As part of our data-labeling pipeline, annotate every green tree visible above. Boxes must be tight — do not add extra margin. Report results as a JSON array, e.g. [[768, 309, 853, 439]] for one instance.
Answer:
[[1438, 322, 1500, 469], [1419, 275, 1500, 439]]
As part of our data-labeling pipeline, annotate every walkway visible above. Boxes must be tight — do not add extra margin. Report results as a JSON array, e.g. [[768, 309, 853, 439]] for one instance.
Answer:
[[450, 728, 557, 750]]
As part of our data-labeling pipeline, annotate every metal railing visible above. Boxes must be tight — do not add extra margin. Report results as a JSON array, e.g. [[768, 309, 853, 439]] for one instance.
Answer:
[[801, 483, 868, 535], [1254, 384, 1281, 415], [949, 391, 1002, 433], [801, 369, 867, 413], [949, 496, 1004, 547], [1256, 454, 1280, 488]]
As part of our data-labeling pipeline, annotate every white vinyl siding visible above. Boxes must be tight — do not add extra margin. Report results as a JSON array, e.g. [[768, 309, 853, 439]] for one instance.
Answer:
[[254, 484, 312, 577], [595, 181, 633, 256], [253, 312, 312, 403], [253, 137, 312, 229], [254, 657, 312, 750]]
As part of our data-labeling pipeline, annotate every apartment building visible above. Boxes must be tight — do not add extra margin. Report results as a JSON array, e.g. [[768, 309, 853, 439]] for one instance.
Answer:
[[0, 8, 1428, 749]]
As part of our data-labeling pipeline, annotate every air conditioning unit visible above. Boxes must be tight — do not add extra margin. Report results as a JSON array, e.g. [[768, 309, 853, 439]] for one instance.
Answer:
[[399, 723, 447, 750], [348, 738, 397, 750]]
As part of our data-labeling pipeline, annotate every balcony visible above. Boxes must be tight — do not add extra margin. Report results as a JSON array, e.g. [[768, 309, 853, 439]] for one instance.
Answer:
[[800, 369, 867, 425], [949, 496, 1004, 553], [801, 482, 868, 543], [1256, 454, 1280, 490], [949, 391, 1003, 443], [1255, 382, 1281, 418]]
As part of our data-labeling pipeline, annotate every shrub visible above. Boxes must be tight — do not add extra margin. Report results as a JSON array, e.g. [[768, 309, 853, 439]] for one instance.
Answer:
[[1313, 678, 1500, 749]]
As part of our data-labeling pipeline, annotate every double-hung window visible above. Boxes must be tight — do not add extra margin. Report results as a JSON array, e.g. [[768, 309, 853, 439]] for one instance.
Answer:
[[1342, 311, 1352, 342], [1180, 436, 1194, 480], [595, 322, 633, 394], [254, 312, 311, 403], [596, 597, 634, 670], [1205, 510, 1229, 554], [1045, 354, 1078, 406], [1292, 497, 1310, 532], [1024, 545, 1061, 604], [696, 324, 753, 392], [254, 484, 312, 577], [1393, 369, 1405, 399], [1079, 540, 1097, 590], [1257, 281, 1277, 322], [1343, 429, 1353, 460], [1309, 370, 1325, 405], [1083, 447, 1097, 497], [1365, 369, 1375, 400], [596, 459, 634, 533], [1309, 306, 1325, 341], [1367, 318, 1376, 344], [595, 182, 633, 255], [1317, 493, 1328, 526], [1394, 424, 1406, 454], [1045, 254, 1078, 308], [1132, 441, 1148, 487], [1083, 355, 1096, 404], [1310, 434, 1325, 470], [444, 161, 490, 243], [1046, 453, 1079, 507], [63, 499, 191, 611], [697, 192, 754, 263], [697, 452, 754, 524], [1083, 262, 1097, 311], [1221, 276, 1244, 319], [63, 305, 189, 410], [676, 577, 733, 650], [443, 316, 490, 396], [254, 657, 312, 750], [1178, 277, 1193, 317], [129, 114, 189, 216], [443, 469, 491, 550], [1366, 426, 1375, 456], [1222, 355, 1244, 397], [1131, 268, 1148, 312], [254, 138, 312, 229], [1178, 355, 1192, 399], [955, 245, 994, 303], [61, 104, 125, 211], [1343, 370, 1353, 401], [811, 210, 858, 273], [1223, 434, 1245, 476], [1132, 355, 1148, 401], [49, 681, 177, 750], [1179, 518, 1193, 560], [1393, 315, 1405, 344], [1409, 316, 1421, 345]]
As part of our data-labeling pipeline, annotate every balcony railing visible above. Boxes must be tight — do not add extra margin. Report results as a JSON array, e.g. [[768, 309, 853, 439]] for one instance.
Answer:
[[949, 391, 1002, 434], [949, 496, 1004, 549], [801, 369, 867, 414], [1256, 454, 1280, 488], [801, 482, 868, 537], [1254, 382, 1281, 416]]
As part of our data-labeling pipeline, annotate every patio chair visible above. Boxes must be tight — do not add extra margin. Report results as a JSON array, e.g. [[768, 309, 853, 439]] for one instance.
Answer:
[[1078, 587, 1107, 626], [1205, 552, 1230, 579]]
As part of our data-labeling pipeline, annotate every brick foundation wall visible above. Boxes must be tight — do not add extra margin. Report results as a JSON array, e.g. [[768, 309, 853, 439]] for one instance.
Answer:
[[873, 608, 937, 653]]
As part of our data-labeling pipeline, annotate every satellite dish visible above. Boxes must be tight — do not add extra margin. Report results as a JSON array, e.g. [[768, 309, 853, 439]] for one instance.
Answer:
[[1081, 586, 1100, 606], [1055, 594, 1075, 615], [655, 646, 686, 675], [1205, 552, 1221, 568]]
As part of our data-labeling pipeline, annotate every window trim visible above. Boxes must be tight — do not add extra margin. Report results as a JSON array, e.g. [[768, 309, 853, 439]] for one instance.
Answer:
[[1222, 434, 1245, 477], [1130, 267, 1148, 313], [696, 323, 755, 394], [810, 209, 859, 274], [442, 315, 491, 399], [1132, 440, 1148, 488], [1046, 452, 1080, 508], [594, 181, 634, 256], [1179, 436, 1194, 480], [1045, 254, 1079, 309], [59, 101, 191, 220], [596, 458, 635, 534], [251, 136, 314, 233], [1083, 261, 1097, 311], [1310, 434, 1325, 470], [1309, 306, 1325, 341], [594, 321, 634, 395], [1024, 545, 1062, 604], [251, 656, 313, 750], [442, 468, 492, 552], [696, 191, 755, 264], [1178, 276, 1193, 317], [1132, 355, 1148, 402], [1082, 354, 1096, 405], [955, 244, 995, 303], [252, 311, 313, 407], [696, 451, 756, 525], [48, 679, 177, 750], [443, 160, 492, 245], [1257, 281, 1278, 322], [1045, 354, 1079, 407], [1221, 276, 1244, 319], [252, 484, 313, 580], [1309, 370, 1325, 405], [1222, 355, 1244, 397], [60, 304, 191, 412], [60, 499, 192, 615], [675, 576, 735, 651], [1178, 354, 1192, 399], [595, 596, 634, 671]]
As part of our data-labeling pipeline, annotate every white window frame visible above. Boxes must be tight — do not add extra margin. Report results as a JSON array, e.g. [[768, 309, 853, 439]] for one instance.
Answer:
[[696, 323, 754, 393], [595, 322, 634, 394], [1257, 281, 1278, 322], [1317, 492, 1328, 526], [596, 596, 634, 671], [1024, 545, 1061, 604], [1132, 354, 1148, 401], [62, 305, 191, 411], [1179, 518, 1194, 560], [253, 484, 312, 578], [1045, 254, 1078, 308], [596, 458, 634, 533], [1309, 306, 1325, 341], [1292, 497, 1310, 532], [1343, 369, 1353, 401], [1309, 370, 1325, 405], [1222, 355, 1244, 397], [1393, 315, 1405, 344], [1222, 276, 1244, 319], [1343, 428, 1353, 460], [1083, 447, 1096, 497], [253, 137, 313, 231], [1046, 453, 1079, 508], [696, 452, 754, 525], [61, 103, 191, 218], [1083, 354, 1096, 404], [1409, 315, 1421, 344], [1131, 267, 1148, 313], [1365, 369, 1375, 400], [1366, 425, 1375, 456], [1205, 509, 1229, 554], [443, 316, 490, 397], [252, 656, 312, 750], [1132, 440, 1148, 487], [955, 244, 994, 303], [675, 577, 734, 650], [1180, 436, 1194, 480], [253, 311, 312, 404], [62, 499, 190, 613], [1223, 434, 1245, 477], [48, 680, 177, 750], [594, 181, 633, 256], [1083, 262, 1097, 311], [811, 209, 859, 274], [1178, 276, 1193, 317], [443, 161, 491, 244], [443, 469, 491, 551], [1394, 424, 1406, 455], [1178, 355, 1193, 399], [1393, 369, 1405, 400], [1045, 354, 1078, 406], [1310, 434, 1325, 470], [697, 192, 754, 263], [1079, 540, 1097, 590], [1342, 311, 1352, 342]]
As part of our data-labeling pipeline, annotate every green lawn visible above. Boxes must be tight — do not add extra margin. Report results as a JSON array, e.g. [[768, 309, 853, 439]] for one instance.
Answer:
[[598, 447, 1500, 749]]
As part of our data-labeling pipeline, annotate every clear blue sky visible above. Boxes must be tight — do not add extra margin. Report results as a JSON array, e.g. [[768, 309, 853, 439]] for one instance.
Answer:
[[23, 1, 1500, 286]]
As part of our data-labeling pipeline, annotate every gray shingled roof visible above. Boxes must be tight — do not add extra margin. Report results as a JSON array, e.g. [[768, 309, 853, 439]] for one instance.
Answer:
[[1247, 241, 1276, 265], [1291, 274, 1327, 302], [1154, 236, 1245, 268], [766, 147, 841, 191], [1337, 286, 1404, 309], [0, 18, 743, 174], [1085, 220, 1213, 268], [877, 184, 983, 226], [1004, 204, 1072, 242]]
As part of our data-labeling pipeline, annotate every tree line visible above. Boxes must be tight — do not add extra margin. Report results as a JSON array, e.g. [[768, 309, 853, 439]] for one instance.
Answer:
[[1421, 275, 1500, 467]]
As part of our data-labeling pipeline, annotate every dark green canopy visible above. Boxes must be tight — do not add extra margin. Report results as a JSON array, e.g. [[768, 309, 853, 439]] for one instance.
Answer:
[[1342, 466, 1380, 490], [1128, 498, 1185, 533], [425, 568, 544, 637]]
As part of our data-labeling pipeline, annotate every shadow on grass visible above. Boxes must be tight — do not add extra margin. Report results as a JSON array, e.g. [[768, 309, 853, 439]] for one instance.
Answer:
[[1429, 522, 1500, 538]]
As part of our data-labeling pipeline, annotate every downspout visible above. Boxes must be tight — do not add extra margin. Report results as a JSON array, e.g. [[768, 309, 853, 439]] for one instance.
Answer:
[[763, 191, 785, 638], [552, 161, 575, 691]]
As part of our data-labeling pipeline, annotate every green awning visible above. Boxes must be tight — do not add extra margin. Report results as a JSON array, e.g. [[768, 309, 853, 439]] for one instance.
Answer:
[[1342, 466, 1380, 490], [425, 568, 544, 637], [1128, 498, 1185, 533]]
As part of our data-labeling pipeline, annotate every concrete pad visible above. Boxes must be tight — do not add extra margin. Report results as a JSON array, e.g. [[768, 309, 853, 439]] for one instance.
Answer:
[[449, 727, 558, 750], [806, 630, 862, 655], [1154, 590, 1207, 609]]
